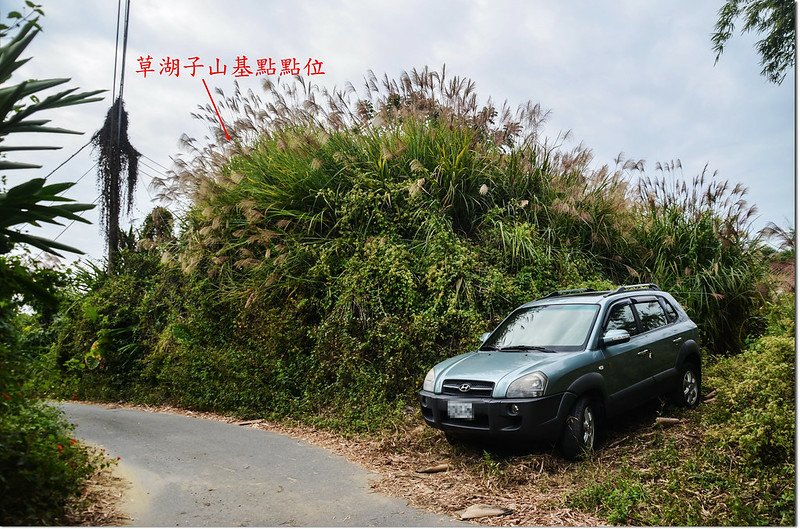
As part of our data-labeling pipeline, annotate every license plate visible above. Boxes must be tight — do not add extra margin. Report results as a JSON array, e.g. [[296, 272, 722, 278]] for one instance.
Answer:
[[447, 401, 474, 419]]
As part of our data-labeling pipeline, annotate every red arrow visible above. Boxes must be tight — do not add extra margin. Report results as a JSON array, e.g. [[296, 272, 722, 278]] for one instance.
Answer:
[[202, 78, 231, 141]]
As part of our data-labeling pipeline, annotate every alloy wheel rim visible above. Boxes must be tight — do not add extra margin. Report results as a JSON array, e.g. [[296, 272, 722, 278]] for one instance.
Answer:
[[683, 370, 698, 405], [582, 407, 595, 449]]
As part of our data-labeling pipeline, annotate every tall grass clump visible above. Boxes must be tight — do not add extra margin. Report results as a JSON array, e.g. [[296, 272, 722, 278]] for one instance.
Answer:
[[45, 66, 768, 430], [622, 161, 767, 355], [46, 67, 624, 427]]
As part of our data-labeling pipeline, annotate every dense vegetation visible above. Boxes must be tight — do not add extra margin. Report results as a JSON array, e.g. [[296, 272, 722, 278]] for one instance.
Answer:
[[0, 7, 108, 524], [1, 257, 107, 525], [26, 67, 792, 524]]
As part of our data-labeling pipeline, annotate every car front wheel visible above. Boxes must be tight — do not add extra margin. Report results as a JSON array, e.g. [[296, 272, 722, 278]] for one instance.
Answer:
[[560, 395, 597, 460], [444, 432, 462, 445]]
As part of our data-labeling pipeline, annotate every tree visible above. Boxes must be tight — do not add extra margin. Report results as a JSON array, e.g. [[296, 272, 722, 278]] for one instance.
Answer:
[[1, 6, 103, 368], [0, 17, 103, 257], [0, 8, 107, 524], [712, 0, 796, 84]]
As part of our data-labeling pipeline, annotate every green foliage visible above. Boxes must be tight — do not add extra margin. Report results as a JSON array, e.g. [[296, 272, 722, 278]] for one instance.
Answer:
[[712, 0, 795, 84], [0, 8, 106, 525], [624, 166, 767, 355], [760, 221, 795, 262], [0, 178, 94, 256], [0, 400, 101, 525], [0, 16, 102, 257], [703, 294, 794, 468], [30, 66, 783, 526], [0, 5, 101, 387], [0, 256, 105, 525], [0, 2, 44, 41], [0, 19, 103, 152], [571, 467, 648, 525]]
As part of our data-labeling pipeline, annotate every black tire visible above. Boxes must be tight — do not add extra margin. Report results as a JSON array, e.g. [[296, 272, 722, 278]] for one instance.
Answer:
[[671, 361, 701, 407], [444, 432, 463, 446], [559, 395, 598, 460], [444, 432, 483, 450]]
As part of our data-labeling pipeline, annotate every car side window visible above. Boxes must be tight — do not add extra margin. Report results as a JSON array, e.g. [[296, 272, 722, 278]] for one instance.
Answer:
[[634, 300, 668, 332], [661, 298, 679, 323], [605, 304, 638, 335]]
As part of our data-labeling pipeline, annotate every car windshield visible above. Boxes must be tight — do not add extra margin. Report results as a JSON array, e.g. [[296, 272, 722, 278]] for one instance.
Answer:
[[481, 304, 599, 351]]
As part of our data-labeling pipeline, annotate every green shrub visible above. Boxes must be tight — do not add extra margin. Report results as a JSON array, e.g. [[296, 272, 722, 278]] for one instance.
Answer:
[[625, 168, 767, 355], [0, 400, 101, 525], [0, 258, 104, 525], [705, 334, 794, 466]]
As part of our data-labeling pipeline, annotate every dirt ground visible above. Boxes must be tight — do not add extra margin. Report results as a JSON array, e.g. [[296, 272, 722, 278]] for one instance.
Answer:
[[61, 449, 131, 526]]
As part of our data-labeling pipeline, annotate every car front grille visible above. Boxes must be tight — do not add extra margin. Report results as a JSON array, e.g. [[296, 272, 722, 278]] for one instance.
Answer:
[[441, 379, 495, 397]]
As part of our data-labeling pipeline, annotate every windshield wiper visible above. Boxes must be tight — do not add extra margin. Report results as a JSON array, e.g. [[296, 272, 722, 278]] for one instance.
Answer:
[[498, 345, 557, 353], [479, 345, 499, 351]]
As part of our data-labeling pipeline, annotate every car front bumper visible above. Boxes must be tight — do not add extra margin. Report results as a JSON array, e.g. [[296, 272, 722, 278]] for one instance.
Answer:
[[418, 390, 576, 442]]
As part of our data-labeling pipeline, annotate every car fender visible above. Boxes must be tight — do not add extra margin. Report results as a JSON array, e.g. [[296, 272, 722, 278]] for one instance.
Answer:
[[565, 372, 608, 402], [676, 340, 701, 368]]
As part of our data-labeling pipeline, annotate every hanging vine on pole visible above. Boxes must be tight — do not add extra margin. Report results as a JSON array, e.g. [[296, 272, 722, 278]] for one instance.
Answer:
[[92, 0, 139, 270]]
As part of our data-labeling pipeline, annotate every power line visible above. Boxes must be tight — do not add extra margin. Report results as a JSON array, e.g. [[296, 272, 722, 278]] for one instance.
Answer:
[[37, 163, 98, 207], [111, 0, 122, 101], [138, 167, 163, 180], [70, 162, 98, 187], [138, 162, 171, 202], [139, 160, 169, 178], [138, 168, 165, 201], [33, 194, 100, 261], [42, 140, 92, 181], [142, 154, 172, 173]]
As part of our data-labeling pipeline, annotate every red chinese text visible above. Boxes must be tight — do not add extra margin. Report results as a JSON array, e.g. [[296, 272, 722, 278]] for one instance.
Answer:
[[135, 55, 326, 78]]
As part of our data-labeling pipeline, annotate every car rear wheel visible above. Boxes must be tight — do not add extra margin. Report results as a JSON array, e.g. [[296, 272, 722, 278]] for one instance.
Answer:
[[671, 361, 701, 407], [560, 395, 597, 460]]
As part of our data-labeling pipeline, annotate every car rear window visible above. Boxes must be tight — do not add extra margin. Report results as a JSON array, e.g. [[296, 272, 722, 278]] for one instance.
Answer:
[[634, 300, 668, 332], [662, 299, 679, 323]]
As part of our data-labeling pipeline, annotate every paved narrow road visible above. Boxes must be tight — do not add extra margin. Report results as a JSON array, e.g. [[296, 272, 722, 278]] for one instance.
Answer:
[[60, 403, 461, 527]]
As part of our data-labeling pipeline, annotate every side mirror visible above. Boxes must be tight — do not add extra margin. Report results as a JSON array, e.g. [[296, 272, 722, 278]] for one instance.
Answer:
[[601, 329, 630, 346], [479, 332, 491, 343]]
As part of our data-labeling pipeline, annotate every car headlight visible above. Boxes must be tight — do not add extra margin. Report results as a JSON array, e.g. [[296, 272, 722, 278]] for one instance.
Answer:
[[422, 368, 436, 392], [506, 371, 547, 398]]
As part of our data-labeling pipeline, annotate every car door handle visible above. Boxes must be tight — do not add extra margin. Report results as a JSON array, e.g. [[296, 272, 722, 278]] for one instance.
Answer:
[[637, 349, 651, 357], [672, 337, 683, 344]]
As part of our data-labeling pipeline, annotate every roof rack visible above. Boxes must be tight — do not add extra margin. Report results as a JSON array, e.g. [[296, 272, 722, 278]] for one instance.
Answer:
[[542, 288, 598, 299], [603, 283, 660, 296]]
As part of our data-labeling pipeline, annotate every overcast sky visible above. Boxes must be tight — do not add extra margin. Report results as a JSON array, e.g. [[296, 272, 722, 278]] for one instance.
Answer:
[[7, 0, 795, 265]]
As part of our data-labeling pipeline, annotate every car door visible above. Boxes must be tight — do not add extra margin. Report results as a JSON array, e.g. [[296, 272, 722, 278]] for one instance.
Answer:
[[600, 300, 655, 411], [650, 296, 695, 393], [631, 297, 675, 378]]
